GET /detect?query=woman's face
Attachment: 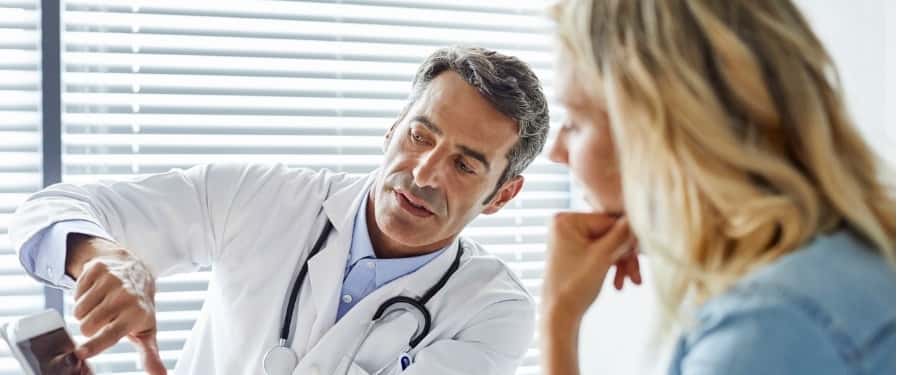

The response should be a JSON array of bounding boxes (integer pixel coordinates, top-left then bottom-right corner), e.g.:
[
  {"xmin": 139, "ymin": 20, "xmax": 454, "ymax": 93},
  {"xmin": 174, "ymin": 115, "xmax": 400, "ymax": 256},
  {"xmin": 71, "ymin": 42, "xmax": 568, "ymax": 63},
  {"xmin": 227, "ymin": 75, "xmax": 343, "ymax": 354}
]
[{"xmin": 548, "ymin": 61, "xmax": 624, "ymax": 214}]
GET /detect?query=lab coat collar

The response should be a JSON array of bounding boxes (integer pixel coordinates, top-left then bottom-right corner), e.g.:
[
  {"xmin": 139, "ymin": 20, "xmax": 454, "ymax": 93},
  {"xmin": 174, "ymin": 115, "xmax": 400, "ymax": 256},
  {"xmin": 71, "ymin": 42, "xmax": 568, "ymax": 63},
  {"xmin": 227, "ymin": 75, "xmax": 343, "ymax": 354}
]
[
  {"xmin": 323, "ymin": 169, "xmax": 380, "ymax": 237},
  {"xmin": 304, "ymin": 169, "xmax": 379, "ymax": 346}
]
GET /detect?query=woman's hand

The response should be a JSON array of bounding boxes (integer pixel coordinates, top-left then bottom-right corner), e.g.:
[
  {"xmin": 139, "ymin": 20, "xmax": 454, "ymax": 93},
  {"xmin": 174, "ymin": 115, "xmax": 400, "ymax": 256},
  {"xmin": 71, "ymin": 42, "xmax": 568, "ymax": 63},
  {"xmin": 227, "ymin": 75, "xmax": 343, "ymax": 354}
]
[{"xmin": 542, "ymin": 212, "xmax": 639, "ymax": 321}]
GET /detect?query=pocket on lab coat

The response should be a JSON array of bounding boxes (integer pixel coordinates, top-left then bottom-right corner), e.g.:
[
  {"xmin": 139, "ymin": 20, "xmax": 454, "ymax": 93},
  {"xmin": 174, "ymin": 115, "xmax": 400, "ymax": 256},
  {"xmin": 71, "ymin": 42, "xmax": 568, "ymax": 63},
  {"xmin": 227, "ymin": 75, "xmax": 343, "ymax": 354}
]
[{"xmin": 352, "ymin": 312, "xmax": 419, "ymax": 374}]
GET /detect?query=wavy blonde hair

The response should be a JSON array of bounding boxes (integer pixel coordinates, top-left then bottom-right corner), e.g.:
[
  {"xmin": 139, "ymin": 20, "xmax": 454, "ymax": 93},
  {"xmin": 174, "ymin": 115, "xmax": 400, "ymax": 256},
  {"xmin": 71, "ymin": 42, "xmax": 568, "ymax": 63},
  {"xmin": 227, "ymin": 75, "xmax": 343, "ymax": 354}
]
[{"xmin": 550, "ymin": 0, "xmax": 895, "ymax": 335}]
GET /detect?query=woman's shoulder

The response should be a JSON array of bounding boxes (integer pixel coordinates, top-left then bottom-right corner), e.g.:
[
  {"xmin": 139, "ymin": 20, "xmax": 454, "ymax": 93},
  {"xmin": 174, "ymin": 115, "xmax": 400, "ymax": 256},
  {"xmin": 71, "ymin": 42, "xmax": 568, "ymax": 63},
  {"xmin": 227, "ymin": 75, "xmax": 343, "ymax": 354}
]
[
  {"xmin": 675, "ymin": 230, "xmax": 895, "ymax": 374},
  {"xmin": 723, "ymin": 230, "xmax": 895, "ymax": 342}
]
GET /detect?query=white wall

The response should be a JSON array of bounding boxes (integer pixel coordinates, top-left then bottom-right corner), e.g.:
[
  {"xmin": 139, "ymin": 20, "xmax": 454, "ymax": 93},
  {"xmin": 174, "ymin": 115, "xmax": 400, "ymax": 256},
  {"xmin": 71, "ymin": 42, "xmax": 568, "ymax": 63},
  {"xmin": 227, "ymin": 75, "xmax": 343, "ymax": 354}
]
[
  {"xmin": 577, "ymin": 1, "xmax": 895, "ymax": 373},
  {"xmin": 794, "ymin": 0, "xmax": 896, "ymax": 164}
]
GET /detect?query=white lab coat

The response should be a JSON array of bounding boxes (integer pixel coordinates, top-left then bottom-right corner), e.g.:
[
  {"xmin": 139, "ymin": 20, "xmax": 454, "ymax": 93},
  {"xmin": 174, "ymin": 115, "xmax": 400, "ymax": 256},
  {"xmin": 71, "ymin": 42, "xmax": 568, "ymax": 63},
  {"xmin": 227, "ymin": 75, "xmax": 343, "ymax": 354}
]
[{"xmin": 10, "ymin": 163, "xmax": 536, "ymax": 375}]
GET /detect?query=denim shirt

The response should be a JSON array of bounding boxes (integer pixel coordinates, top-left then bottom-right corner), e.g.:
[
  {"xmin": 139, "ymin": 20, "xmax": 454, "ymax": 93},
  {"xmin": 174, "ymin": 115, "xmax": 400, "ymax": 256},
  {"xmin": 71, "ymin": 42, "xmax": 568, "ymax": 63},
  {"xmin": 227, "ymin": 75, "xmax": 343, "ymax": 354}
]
[{"xmin": 668, "ymin": 230, "xmax": 895, "ymax": 375}]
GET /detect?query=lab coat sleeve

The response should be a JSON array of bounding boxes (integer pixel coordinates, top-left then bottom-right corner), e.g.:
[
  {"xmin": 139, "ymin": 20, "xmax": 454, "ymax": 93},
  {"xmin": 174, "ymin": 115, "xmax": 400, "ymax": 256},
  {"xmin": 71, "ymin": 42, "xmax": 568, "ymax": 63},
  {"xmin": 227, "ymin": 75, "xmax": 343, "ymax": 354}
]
[
  {"xmin": 9, "ymin": 163, "xmax": 324, "ymax": 279},
  {"xmin": 402, "ymin": 298, "xmax": 537, "ymax": 375}
]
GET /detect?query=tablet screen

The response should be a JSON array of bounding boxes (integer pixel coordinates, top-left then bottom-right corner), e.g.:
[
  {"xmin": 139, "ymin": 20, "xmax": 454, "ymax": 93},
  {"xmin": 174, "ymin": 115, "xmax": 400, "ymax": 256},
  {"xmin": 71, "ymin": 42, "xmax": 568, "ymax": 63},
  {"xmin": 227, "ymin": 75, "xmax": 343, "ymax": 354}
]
[{"xmin": 16, "ymin": 327, "xmax": 92, "ymax": 375}]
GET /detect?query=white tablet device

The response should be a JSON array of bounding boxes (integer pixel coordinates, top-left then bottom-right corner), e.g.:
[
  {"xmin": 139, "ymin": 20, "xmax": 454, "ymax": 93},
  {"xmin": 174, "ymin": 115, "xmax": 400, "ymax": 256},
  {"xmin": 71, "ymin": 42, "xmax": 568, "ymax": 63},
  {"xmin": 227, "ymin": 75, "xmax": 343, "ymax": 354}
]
[{"xmin": 0, "ymin": 309, "xmax": 93, "ymax": 375}]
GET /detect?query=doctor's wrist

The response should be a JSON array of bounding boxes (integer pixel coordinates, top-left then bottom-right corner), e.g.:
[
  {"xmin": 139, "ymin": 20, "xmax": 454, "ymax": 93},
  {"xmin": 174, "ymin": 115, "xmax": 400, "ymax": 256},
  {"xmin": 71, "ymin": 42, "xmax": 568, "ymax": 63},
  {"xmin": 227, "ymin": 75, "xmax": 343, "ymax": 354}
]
[{"xmin": 66, "ymin": 234, "xmax": 132, "ymax": 280}]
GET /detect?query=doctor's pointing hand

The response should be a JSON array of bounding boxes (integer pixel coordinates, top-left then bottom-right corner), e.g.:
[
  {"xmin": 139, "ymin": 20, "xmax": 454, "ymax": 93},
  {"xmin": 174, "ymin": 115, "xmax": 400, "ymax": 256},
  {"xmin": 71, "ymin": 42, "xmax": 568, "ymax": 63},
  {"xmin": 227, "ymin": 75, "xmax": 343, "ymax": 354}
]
[
  {"xmin": 67, "ymin": 236, "xmax": 165, "ymax": 374},
  {"xmin": 10, "ymin": 46, "xmax": 550, "ymax": 375}
]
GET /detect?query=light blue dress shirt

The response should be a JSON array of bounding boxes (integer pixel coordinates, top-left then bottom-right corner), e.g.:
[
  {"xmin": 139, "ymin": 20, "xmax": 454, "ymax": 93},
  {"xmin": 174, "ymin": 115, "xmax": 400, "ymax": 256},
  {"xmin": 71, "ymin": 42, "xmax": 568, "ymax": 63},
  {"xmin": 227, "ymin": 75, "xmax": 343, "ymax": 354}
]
[
  {"xmin": 667, "ymin": 230, "xmax": 895, "ymax": 375},
  {"xmin": 336, "ymin": 194, "xmax": 448, "ymax": 321},
  {"xmin": 19, "ymin": 219, "xmax": 113, "ymax": 289},
  {"xmin": 18, "ymin": 190, "xmax": 450, "ymax": 323}
]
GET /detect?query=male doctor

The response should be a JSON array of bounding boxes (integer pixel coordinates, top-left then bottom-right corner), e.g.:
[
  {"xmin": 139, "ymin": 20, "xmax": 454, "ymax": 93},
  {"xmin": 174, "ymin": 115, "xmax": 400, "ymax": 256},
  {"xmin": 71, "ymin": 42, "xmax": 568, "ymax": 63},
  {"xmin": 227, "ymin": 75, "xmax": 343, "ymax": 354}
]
[{"xmin": 11, "ymin": 46, "xmax": 549, "ymax": 375}]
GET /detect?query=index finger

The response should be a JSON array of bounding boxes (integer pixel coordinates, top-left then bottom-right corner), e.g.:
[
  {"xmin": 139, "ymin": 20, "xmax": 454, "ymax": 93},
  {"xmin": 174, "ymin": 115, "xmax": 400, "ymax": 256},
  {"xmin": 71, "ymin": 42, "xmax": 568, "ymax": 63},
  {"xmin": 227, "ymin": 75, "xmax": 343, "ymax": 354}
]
[
  {"xmin": 558, "ymin": 211, "xmax": 619, "ymax": 238},
  {"xmin": 75, "ymin": 319, "xmax": 128, "ymax": 360}
]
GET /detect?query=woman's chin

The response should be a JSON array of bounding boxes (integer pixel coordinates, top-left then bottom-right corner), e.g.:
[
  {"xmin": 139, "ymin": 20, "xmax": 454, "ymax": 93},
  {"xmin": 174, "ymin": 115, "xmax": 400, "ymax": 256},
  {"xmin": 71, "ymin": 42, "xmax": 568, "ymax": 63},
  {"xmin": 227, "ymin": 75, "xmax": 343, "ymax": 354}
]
[{"xmin": 584, "ymin": 195, "xmax": 625, "ymax": 216}]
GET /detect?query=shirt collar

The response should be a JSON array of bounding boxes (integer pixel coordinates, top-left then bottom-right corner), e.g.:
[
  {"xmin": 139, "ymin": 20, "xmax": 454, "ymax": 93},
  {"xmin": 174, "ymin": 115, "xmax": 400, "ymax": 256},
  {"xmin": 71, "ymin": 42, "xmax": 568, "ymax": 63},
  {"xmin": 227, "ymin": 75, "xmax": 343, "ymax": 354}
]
[{"xmin": 347, "ymin": 188, "xmax": 454, "ymax": 287}]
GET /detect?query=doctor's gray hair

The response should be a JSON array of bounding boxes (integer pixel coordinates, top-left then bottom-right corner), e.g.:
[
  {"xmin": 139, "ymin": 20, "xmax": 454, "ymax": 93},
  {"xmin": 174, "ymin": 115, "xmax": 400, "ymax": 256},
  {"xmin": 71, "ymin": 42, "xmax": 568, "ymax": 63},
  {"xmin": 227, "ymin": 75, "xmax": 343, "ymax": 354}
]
[{"xmin": 401, "ymin": 46, "xmax": 550, "ymax": 201}]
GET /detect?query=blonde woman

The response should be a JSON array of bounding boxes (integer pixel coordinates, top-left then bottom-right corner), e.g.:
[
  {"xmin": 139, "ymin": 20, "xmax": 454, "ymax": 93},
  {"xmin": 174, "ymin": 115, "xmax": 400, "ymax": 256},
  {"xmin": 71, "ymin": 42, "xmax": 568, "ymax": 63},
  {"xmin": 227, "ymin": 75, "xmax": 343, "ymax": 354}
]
[{"xmin": 541, "ymin": 0, "xmax": 896, "ymax": 374}]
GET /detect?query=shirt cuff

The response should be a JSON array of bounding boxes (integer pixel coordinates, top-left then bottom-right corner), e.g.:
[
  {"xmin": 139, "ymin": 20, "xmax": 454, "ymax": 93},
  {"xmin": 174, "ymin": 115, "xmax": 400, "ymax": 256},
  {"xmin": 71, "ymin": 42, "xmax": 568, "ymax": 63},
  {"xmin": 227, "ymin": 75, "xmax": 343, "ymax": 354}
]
[{"xmin": 30, "ymin": 220, "xmax": 113, "ymax": 289}]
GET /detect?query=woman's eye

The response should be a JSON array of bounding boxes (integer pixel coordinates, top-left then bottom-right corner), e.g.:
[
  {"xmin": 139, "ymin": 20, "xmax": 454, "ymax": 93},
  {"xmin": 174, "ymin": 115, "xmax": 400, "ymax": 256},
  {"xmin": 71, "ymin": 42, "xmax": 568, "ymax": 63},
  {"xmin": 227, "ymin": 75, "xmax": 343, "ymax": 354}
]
[{"xmin": 561, "ymin": 121, "xmax": 579, "ymax": 132}]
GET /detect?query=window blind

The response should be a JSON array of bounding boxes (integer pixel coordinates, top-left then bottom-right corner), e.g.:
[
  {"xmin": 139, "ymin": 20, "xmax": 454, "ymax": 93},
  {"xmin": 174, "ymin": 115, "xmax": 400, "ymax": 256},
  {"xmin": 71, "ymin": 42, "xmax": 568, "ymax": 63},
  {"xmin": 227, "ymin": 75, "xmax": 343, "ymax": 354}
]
[
  {"xmin": 61, "ymin": 1, "xmax": 563, "ymax": 374},
  {"xmin": 0, "ymin": 1, "xmax": 45, "ymax": 374}
]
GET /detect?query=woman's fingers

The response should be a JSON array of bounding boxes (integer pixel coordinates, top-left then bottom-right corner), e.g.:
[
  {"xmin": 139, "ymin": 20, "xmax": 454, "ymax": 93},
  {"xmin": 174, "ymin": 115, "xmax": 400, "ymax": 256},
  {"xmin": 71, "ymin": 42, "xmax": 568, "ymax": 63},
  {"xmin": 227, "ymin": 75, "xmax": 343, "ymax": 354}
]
[
  {"xmin": 570, "ymin": 212, "xmax": 619, "ymax": 238},
  {"xmin": 585, "ymin": 218, "xmax": 632, "ymax": 269},
  {"xmin": 612, "ymin": 245, "xmax": 642, "ymax": 290},
  {"xmin": 628, "ymin": 250, "xmax": 642, "ymax": 285},
  {"xmin": 544, "ymin": 212, "xmax": 630, "ymax": 316},
  {"xmin": 614, "ymin": 266, "xmax": 626, "ymax": 290}
]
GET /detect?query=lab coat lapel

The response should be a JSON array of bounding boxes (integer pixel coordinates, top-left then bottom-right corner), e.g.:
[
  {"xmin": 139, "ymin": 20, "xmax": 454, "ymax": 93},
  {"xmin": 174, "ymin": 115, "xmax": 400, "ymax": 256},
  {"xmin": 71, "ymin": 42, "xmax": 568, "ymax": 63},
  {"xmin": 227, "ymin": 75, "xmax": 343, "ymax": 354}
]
[
  {"xmin": 341, "ymin": 241, "xmax": 462, "ymax": 366},
  {"xmin": 304, "ymin": 171, "xmax": 378, "ymax": 349}
]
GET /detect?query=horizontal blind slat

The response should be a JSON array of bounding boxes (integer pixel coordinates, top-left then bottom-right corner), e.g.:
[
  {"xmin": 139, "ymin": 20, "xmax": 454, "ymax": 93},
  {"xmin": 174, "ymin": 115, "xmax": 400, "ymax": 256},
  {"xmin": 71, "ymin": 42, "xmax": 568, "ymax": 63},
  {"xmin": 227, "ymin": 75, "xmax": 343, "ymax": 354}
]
[
  {"xmin": 66, "ymin": 0, "xmax": 550, "ymax": 32},
  {"xmin": 0, "ymin": 3, "xmax": 43, "ymax": 371}
]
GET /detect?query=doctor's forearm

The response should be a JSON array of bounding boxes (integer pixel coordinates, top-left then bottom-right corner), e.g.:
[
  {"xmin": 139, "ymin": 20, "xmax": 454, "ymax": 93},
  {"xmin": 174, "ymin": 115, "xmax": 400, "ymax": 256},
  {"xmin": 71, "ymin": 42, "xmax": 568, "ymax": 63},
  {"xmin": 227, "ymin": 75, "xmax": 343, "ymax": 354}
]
[{"xmin": 541, "ymin": 303, "xmax": 582, "ymax": 375}]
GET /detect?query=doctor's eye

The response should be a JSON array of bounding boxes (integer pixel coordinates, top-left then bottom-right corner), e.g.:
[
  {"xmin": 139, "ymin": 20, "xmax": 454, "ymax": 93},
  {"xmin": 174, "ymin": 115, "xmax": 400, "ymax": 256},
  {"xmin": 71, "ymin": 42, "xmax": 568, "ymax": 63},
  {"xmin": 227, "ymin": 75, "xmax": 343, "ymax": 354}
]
[
  {"xmin": 409, "ymin": 129, "xmax": 429, "ymax": 145},
  {"xmin": 455, "ymin": 159, "xmax": 475, "ymax": 174}
]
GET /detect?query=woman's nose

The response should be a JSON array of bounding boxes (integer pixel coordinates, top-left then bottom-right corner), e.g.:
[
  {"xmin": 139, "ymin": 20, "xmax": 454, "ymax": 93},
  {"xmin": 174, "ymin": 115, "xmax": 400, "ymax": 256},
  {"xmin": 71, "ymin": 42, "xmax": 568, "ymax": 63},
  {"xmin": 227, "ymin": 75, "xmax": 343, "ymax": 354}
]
[{"xmin": 548, "ymin": 131, "xmax": 569, "ymax": 165}]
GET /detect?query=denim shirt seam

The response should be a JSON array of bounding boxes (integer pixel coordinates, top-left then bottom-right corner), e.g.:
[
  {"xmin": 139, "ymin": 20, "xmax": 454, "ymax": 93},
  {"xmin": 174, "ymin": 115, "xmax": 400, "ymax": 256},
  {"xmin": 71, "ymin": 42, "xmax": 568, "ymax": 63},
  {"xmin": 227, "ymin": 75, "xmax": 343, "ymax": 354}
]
[{"xmin": 698, "ymin": 282, "xmax": 865, "ymax": 374}]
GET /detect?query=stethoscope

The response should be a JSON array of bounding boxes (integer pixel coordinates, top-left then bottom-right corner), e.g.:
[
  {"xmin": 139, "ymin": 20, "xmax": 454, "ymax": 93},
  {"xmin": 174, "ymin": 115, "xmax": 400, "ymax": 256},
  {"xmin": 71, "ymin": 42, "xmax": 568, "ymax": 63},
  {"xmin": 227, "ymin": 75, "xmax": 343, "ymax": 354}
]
[{"xmin": 263, "ymin": 219, "xmax": 464, "ymax": 375}]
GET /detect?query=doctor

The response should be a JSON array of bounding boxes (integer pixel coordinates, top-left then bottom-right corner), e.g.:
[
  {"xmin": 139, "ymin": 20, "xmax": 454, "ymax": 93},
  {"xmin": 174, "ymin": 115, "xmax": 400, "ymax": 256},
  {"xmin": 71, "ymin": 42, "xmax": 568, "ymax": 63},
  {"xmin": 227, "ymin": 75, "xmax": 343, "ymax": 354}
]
[{"xmin": 10, "ymin": 46, "xmax": 550, "ymax": 375}]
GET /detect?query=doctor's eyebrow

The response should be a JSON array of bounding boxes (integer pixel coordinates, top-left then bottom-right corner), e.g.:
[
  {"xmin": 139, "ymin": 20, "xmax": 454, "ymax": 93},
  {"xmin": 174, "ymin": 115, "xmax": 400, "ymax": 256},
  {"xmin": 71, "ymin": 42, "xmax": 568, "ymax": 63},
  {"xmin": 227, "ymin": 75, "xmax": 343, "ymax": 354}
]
[
  {"xmin": 457, "ymin": 145, "xmax": 490, "ymax": 172},
  {"xmin": 411, "ymin": 115, "xmax": 491, "ymax": 172},
  {"xmin": 412, "ymin": 115, "xmax": 442, "ymax": 135}
]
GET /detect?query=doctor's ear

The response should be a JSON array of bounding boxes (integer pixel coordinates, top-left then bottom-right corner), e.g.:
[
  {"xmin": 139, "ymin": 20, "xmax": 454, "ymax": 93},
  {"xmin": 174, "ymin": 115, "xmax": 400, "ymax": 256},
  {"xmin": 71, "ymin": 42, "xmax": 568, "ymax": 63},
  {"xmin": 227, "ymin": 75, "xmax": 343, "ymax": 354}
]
[{"xmin": 481, "ymin": 175, "xmax": 524, "ymax": 215}]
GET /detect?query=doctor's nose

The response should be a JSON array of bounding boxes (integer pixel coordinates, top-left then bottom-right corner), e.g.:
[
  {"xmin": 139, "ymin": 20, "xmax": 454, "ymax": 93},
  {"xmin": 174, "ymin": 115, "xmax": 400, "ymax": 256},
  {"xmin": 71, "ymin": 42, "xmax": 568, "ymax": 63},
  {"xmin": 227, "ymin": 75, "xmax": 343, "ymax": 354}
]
[{"xmin": 412, "ymin": 151, "xmax": 443, "ymax": 189}]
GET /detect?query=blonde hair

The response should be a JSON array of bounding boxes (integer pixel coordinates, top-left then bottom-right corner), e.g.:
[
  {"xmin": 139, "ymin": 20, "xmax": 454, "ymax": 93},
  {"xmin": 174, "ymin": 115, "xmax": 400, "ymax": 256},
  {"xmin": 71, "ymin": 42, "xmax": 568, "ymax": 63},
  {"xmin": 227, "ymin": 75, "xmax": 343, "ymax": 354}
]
[{"xmin": 550, "ymin": 0, "xmax": 895, "ymax": 336}]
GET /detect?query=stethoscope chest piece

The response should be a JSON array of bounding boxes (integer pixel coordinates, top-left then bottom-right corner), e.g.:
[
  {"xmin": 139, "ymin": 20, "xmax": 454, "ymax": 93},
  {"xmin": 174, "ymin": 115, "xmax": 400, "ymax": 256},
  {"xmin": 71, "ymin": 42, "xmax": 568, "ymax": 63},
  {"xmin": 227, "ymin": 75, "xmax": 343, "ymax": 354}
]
[{"xmin": 264, "ymin": 344, "xmax": 299, "ymax": 375}]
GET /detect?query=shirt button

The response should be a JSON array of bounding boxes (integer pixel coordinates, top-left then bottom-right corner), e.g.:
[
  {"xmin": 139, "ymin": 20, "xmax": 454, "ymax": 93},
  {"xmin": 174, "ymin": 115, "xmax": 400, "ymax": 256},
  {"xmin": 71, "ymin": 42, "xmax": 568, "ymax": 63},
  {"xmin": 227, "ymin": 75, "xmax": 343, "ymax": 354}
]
[
  {"xmin": 366, "ymin": 261, "xmax": 375, "ymax": 269},
  {"xmin": 47, "ymin": 266, "xmax": 53, "ymax": 275},
  {"xmin": 342, "ymin": 294, "xmax": 353, "ymax": 304}
]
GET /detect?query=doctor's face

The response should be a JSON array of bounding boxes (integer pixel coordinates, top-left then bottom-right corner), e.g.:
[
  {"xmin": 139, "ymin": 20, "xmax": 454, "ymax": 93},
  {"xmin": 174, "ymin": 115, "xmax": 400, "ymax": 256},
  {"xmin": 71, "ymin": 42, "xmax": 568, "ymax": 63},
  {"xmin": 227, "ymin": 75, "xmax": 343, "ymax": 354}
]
[{"xmin": 371, "ymin": 71, "xmax": 523, "ymax": 254}]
